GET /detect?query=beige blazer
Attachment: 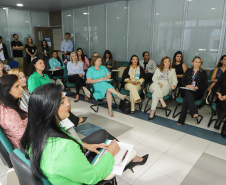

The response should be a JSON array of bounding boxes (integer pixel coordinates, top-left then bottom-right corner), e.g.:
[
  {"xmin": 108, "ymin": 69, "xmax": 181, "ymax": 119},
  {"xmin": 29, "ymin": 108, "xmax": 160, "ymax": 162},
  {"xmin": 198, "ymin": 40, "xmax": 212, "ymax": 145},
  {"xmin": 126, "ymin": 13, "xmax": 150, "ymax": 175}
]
[{"xmin": 152, "ymin": 68, "xmax": 178, "ymax": 86}]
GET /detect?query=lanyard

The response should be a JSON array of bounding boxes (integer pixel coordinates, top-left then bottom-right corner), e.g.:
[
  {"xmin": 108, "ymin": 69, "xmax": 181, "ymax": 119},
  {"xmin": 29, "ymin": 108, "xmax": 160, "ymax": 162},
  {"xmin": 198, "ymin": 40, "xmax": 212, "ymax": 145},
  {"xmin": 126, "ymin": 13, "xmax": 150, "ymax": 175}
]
[{"xmin": 192, "ymin": 70, "xmax": 199, "ymax": 80}]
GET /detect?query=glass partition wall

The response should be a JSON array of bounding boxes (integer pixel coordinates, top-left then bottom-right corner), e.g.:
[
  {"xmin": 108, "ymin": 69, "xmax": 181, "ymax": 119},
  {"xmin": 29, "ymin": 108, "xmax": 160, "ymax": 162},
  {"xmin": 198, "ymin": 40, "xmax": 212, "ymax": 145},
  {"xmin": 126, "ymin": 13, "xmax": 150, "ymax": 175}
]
[{"xmin": 61, "ymin": 0, "xmax": 226, "ymax": 68}]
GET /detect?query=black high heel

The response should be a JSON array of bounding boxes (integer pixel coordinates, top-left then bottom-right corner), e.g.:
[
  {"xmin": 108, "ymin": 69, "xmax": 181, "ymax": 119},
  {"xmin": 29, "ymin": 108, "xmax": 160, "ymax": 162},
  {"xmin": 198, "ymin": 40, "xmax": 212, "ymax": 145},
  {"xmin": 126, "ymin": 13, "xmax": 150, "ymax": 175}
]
[{"xmin": 124, "ymin": 154, "xmax": 149, "ymax": 173}]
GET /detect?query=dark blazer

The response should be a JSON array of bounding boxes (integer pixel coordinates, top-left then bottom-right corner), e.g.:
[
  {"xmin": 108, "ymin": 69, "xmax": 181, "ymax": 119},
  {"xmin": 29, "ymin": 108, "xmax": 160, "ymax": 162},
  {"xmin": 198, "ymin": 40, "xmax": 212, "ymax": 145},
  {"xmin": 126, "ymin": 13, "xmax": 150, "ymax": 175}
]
[
  {"xmin": 121, "ymin": 65, "xmax": 145, "ymax": 89},
  {"xmin": 2, "ymin": 43, "xmax": 9, "ymax": 60},
  {"xmin": 181, "ymin": 68, "xmax": 208, "ymax": 100}
]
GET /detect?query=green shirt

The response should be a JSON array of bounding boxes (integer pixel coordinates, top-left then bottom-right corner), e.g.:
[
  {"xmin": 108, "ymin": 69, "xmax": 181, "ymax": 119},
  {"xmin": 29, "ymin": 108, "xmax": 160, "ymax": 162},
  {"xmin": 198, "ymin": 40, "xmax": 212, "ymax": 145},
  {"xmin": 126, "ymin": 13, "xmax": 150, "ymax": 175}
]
[
  {"xmin": 40, "ymin": 137, "xmax": 114, "ymax": 185},
  {"xmin": 28, "ymin": 72, "xmax": 51, "ymax": 93}
]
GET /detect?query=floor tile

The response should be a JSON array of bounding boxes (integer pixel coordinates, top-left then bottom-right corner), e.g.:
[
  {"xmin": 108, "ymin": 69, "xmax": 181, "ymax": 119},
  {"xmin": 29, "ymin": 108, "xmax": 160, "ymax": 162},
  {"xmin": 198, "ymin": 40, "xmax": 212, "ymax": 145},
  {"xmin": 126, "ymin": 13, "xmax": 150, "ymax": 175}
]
[
  {"xmin": 151, "ymin": 154, "xmax": 193, "ymax": 182},
  {"xmin": 205, "ymin": 142, "xmax": 226, "ymax": 160},
  {"xmin": 0, "ymin": 175, "xmax": 6, "ymax": 185},
  {"xmin": 133, "ymin": 168, "xmax": 180, "ymax": 185}
]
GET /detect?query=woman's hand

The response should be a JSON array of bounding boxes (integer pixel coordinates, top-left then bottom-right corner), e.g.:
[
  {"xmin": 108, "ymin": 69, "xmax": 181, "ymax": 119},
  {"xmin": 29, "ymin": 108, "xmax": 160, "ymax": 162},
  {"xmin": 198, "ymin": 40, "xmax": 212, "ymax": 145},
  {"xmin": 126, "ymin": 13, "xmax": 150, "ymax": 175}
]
[
  {"xmin": 56, "ymin": 67, "xmax": 60, "ymax": 69},
  {"xmin": 86, "ymin": 143, "xmax": 109, "ymax": 154},
  {"xmin": 108, "ymin": 140, "xmax": 120, "ymax": 157},
  {"xmin": 170, "ymin": 85, "xmax": 176, "ymax": 90},
  {"xmin": 158, "ymin": 83, "xmax": 163, "ymax": 88},
  {"xmin": 78, "ymin": 74, "xmax": 83, "ymax": 77},
  {"xmin": 99, "ymin": 77, "xmax": 104, "ymax": 81}
]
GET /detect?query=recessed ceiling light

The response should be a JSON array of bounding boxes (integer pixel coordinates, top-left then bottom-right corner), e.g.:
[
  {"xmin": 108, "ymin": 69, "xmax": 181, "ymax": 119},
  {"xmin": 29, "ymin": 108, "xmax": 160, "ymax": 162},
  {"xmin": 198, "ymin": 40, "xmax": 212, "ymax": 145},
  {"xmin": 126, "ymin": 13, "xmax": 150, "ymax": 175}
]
[
  {"xmin": 211, "ymin": 8, "xmax": 216, "ymax": 10},
  {"xmin": 83, "ymin": 12, "xmax": 88, "ymax": 15},
  {"xmin": 25, "ymin": 21, "xmax": 29, "ymax": 23},
  {"xmin": 3, "ymin": 7, "xmax": 7, "ymax": 10},
  {"xmin": 17, "ymin": 3, "xmax": 23, "ymax": 7},
  {"xmin": 67, "ymin": 15, "xmax": 71, "ymax": 17},
  {"xmin": 156, "ymin": 13, "xmax": 159, "ymax": 15}
]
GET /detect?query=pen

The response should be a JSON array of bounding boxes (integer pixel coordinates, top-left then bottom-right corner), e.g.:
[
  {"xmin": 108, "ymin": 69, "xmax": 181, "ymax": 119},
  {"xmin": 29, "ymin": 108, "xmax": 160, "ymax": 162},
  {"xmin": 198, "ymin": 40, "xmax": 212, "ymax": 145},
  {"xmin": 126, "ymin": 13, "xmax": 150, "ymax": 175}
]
[{"xmin": 121, "ymin": 150, "xmax": 128, "ymax": 163}]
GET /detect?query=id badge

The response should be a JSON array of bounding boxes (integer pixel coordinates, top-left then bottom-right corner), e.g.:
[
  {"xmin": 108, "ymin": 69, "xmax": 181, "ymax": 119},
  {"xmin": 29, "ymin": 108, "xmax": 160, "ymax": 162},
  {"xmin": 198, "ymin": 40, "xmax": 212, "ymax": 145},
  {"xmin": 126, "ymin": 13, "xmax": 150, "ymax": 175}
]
[
  {"xmin": 135, "ymin": 74, "xmax": 139, "ymax": 81},
  {"xmin": 44, "ymin": 50, "xmax": 46, "ymax": 53},
  {"xmin": 16, "ymin": 45, "xmax": 18, "ymax": 47},
  {"xmin": 32, "ymin": 49, "xmax": 34, "ymax": 52}
]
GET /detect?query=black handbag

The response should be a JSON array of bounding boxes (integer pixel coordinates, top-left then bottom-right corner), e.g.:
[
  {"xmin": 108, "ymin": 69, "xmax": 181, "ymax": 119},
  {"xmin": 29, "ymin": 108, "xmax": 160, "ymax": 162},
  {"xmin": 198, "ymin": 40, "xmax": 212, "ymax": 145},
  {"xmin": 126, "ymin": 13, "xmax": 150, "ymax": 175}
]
[{"xmin": 119, "ymin": 99, "xmax": 131, "ymax": 114}]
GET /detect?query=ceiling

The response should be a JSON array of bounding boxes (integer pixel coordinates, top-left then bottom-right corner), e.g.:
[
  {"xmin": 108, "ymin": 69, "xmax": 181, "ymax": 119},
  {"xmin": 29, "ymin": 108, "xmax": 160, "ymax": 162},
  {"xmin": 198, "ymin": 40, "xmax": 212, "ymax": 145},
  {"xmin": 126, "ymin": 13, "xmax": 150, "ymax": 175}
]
[{"xmin": 0, "ymin": 0, "xmax": 122, "ymax": 12}]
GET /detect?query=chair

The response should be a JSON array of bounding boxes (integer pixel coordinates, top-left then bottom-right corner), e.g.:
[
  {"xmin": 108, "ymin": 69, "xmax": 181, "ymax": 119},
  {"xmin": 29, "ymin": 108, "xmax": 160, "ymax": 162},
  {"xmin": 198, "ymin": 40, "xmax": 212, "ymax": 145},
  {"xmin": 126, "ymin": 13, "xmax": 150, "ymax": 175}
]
[
  {"xmin": 88, "ymin": 82, "xmax": 117, "ymax": 113},
  {"xmin": 47, "ymin": 61, "xmax": 62, "ymax": 83},
  {"xmin": 172, "ymin": 96, "xmax": 204, "ymax": 124},
  {"xmin": 64, "ymin": 64, "xmax": 76, "ymax": 91},
  {"xmin": 9, "ymin": 149, "xmax": 52, "ymax": 185},
  {"xmin": 0, "ymin": 126, "xmax": 14, "ymax": 168},
  {"xmin": 207, "ymin": 102, "xmax": 218, "ymax": 127},
  {"xmin": 114, "ymin": 61, "xmax": 129, "ymax": 90},
  {"xmin": 144, "ymin": 93, "xmax": 172, "ymax": 117}
]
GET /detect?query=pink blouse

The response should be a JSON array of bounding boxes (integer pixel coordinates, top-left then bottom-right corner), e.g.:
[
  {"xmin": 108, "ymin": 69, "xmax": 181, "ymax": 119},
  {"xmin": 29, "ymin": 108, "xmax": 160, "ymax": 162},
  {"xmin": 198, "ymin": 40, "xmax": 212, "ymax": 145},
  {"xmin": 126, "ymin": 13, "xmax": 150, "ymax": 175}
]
[
  {"xmin": 81, "ymin": 56, "xmax": 89, "ymax": 70},
  {"xmin": 0, "ymin": 105, "xmax": 28, "ymax": 149}
]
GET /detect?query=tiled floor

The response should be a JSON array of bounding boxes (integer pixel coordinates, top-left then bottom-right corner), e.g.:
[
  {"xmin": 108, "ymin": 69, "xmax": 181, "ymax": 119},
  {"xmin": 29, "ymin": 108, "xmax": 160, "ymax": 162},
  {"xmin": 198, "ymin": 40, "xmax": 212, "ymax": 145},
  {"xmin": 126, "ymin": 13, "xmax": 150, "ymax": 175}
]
[{"xmin": 1, "ymin": 93, "xmax": 226, "ymax": 185}]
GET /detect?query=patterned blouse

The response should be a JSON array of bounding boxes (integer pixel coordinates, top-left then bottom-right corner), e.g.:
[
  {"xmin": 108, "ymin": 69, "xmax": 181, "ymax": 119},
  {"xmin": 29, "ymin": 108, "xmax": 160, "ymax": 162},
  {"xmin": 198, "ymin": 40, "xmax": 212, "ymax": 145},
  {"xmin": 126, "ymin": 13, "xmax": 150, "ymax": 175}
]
[
  {"xmin": 0, "ymin": 105, "xmax": 28, "ymax": 148},
  {"xmin": 159, "ymin": 70, "xmax": 169, "ymax": 81}
]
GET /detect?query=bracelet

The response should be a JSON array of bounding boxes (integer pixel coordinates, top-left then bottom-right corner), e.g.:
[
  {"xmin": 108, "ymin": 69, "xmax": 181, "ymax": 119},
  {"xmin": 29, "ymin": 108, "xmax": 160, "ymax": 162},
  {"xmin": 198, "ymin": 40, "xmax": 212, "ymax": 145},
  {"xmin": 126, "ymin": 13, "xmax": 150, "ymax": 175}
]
[{"xmin": 82, "ymin": 142, "xmax": 87, "ymax": 150}]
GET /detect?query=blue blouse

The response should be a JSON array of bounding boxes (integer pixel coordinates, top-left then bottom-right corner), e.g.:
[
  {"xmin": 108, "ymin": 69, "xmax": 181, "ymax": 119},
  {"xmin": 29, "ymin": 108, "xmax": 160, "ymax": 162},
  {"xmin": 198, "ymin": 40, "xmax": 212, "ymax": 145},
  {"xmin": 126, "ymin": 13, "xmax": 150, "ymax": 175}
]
[{"xmin": 49, "ymin": 57, "xmax": 64, "ymax": 69}]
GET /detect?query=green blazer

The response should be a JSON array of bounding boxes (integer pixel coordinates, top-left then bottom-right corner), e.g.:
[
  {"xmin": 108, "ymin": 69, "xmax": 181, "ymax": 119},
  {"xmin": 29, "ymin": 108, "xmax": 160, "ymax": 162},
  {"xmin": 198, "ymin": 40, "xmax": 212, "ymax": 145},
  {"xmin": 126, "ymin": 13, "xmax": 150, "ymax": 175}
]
[
  {"xmin": 40, "ymin": 135, "xmax": 114, "ymax": 185},
  {"xmin": 28, "ymin": 72, "xmax": 51, "ymax": 93}
]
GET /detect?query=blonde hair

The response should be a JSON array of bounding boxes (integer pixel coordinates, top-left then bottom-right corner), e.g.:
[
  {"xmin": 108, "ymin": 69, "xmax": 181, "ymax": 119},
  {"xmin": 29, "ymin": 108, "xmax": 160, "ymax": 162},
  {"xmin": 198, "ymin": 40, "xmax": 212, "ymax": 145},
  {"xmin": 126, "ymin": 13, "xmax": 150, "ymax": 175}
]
[
  {"xmin": 8, "ymin": 68, "xmax": 23, "ymax": 76},
  {"xmin": 70, "ymin": 52, "xmax": 78, "ymax": 63},
  {"xmin": 91, "ymin": 56, "xmax": 101, "ymax": 66},
  {"xmin": 191, "ymin": 56, "xmax": 203, "ymax": 70},
  {"xmin": 8, "ymin": 68, "xmax": 28, "ymax": 91},
  {"xmin": 159, "ymin": 56, "xmax": 172, "ymax": 72}
]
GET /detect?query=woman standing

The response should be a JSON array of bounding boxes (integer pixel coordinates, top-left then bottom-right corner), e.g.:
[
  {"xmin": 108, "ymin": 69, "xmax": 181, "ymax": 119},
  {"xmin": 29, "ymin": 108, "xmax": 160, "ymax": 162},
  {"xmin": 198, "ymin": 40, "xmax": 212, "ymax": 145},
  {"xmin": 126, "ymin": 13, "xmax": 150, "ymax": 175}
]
[
  {"xmin": 25, "ymin": 37, "xmax": 37, "ymax": 64},
  {"xmin": 39, "ymin": 40, "xmax": 51, "ymax": 72},
  {"xmin": 67, "ymin": 52, "xmax": 89, "ymax": 102},
  {"xmin": 87, "ymin": 56, "xmax": 126, "ymax": 117},
  {"xmin": 0, "ymin": 74, "xmax": 27, "ymax": 148},
  {"xmin": 77, "ymin": 48, "xmax": 89, "ymax": 78},
  {"xmin": 148, "ymin": 56, "xmax": 178, "ymax": 119},
  {"xmin": 121, "ymin": 55, "xmax": 145, "ymax": 114},
  {"xmin": 177, "ymin": 56, "xmax": 207, "ymax": 126}
]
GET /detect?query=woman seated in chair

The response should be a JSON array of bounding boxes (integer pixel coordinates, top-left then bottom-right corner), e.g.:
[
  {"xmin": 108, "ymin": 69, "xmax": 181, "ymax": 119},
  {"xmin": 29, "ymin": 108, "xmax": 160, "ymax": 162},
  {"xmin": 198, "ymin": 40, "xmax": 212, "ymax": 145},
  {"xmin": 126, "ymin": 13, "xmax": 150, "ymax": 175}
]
[
  {"xmin": 206, "ymin": 55, "xmax": 226, "ymax": 104},
  {"xmin": 102, "ymin": 50, "xmax": 114, "ymax": 72},
  {"xmin": 148, "ymin": 56, "xmax": 177, "ymax": 119},
  {"xmin": 121, "ymin": 55, "xmax": 145, "ymax": 114},
  {"xmin": 67, "ymin": 52, "xmax": 89, "ymax": 102},
  {"xmin": 87, "ymin": 56, "xmax": 127, "ymax": 117},
  {"xmin": 8, "ymin": 68, "xmax": 30, "ymax": 112},
  {"xmin": 20, "ymin": 83, "xmax": 148, "ymax": 185},
  {"xmin": 212, "ymin": 71, "xmax": 226, "ymax": 134},
  {"xmin": 0, "ymin": 74, "xmax": 27, "ymax": 149},
  {"xmin": 48, "ymin": 50, "xmax": 65, "ymax": 84},
  {"xmin": 177, "ymin": 56, "xmax": 207, "ymax": 126}
]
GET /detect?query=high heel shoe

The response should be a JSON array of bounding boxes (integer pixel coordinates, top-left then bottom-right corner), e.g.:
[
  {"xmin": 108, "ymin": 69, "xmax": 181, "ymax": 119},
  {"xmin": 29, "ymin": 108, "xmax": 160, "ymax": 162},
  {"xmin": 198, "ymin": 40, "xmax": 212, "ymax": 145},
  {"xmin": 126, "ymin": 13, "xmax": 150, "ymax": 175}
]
[
  {"xmin": 124, "ymin": 154, "xmax": 149, "ymax": 173},
  {"xmin": 162, "ymin": 105, "xmax": 168, "ymax": 110},
  {"xmin": 148, "ymin": 113, "xmax": 155, "ymax": 120},
  {"xmin": 108, "ymin": 110, "xmax": 114, "ymax": 117}
]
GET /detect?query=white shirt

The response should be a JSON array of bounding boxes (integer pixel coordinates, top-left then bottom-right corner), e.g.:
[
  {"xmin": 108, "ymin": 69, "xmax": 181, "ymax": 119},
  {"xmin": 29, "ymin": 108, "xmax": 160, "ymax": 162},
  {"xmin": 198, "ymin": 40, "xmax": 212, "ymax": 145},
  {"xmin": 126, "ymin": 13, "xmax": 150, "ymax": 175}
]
[{"xmin": 0, "ymin": 43, "xmax": 5, "ymax": 61}]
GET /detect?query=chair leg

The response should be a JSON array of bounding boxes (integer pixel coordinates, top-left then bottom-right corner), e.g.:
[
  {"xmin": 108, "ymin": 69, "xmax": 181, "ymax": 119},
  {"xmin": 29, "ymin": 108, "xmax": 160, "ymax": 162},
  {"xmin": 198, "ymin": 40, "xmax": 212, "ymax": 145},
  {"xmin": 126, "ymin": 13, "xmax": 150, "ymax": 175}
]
[
  {"xmin": 173, "ymin": 104, "xmax": 181, "ymax": 118},
  {"xmin": 90, "ymin": 100, "xmax": 100, "ymax": 113},
  {"xmin": 197, "ymin": 114, "xmax": 203, "ymax": 124},
  {"xmin": 112, "ymin": 95, "xmax": 117, "ymax": 109},
  {"xmin": 144, "ymin": 98, "xmax": 151, "ymax": 113},
  {"xmin": 165, "ymin": 108, "xmax": 171, "ymax": 117}
]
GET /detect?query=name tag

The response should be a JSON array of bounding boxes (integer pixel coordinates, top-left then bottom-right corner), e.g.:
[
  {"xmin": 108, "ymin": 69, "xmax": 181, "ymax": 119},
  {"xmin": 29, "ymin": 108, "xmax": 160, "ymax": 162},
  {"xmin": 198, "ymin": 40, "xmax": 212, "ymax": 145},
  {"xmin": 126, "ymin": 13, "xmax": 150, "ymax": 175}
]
[
  {"xmin": 32, "ymin": 49, "xmax": 34, "ymax": 52},
  {"xmin": 135, "ymin": 74, "xmax": 139, "ymax": 81},
  {"xmin": 44, "ymin": 50, "xmax": 46, "ymax": 53},
  {"xmin": 16, "ymin": 46, "xmax": 18, "ymax": 47}
]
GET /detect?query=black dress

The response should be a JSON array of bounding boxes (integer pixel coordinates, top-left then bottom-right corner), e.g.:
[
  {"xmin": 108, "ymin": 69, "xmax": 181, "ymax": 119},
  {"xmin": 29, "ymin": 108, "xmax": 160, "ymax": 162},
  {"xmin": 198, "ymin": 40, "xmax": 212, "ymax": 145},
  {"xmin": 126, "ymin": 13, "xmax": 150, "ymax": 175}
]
[
  {"xmin": 25, "ymin": 44, "xmax": 37, "ymax": 64},
  {"xmin": 174, "ymin": 62, "xmax": 184, "ymax": 87}
]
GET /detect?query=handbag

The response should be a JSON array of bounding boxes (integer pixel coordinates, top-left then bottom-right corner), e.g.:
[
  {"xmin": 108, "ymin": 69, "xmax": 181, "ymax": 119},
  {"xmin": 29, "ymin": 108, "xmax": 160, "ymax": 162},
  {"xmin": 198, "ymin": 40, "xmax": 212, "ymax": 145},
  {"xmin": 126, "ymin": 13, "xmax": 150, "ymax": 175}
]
[{"xmin": 119, "ymin": 99, "xmax": 131, "ymax": 114}]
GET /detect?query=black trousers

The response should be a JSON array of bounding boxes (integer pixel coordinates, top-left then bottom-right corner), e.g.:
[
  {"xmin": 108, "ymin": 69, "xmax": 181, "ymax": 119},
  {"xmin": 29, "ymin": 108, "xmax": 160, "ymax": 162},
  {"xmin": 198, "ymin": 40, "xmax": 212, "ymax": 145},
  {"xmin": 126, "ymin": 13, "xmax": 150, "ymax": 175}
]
[
  {"xmin": 144, "ymin": 73, "xmax": 153, "ymax": 86},
  {"xmin": 178, "ymin": 90, "xmax": 198, "ymax": 124},
  {"xmin": 68, "ymin": 74, "xmax": 86, "ymax": 95},
  {"xmin": 49, "ymin": 69, "xmax": 65, "ymax": 84},
  {"xmin": 68, "ymin": 111, "xmax": 80, "ymax": 127}
]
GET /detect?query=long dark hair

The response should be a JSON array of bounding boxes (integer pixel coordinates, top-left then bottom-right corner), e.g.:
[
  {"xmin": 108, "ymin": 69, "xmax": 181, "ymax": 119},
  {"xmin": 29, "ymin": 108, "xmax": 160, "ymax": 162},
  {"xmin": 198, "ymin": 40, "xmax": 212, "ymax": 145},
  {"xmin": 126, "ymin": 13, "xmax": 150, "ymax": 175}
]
[
  {"xmin": 0, "ymin": 75, "xmax": 27, "ymax": 120},
  {"xmin": 52, "ymin": 50, "xmax": 63, "ymax": 66},
  {"xmin": 103, "ymin": 50, "xmax": 113, "ymax": 60},
  {"xmin": 172, "ymin": 51, "xmax": 183, "ymax": 68},
  {"xmin": 129, "ymin": 55, "xmax": 140, "ymax": 65},
  {"xmin": 217, "ymin": 55, "xmax": 226, "ymax": 67},
  {"xmin": 41, "ymin": 40, "xmax": 49, "ymax": 49},
  {"xmin": 20, "ymin": 83, "xmax": 84, "ymax": 179},
  {"xmin": 77, "ymin": 48, "xmax": 85, "ymax": 62},
  {"xmin": 30, "ymin": 58, "xmax": 45, "ymax": 75}
]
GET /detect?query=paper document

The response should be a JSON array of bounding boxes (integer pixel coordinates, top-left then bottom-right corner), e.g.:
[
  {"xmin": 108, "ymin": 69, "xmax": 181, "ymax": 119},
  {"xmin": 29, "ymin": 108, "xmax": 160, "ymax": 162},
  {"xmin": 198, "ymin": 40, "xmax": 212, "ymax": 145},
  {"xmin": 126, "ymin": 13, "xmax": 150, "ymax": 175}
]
[
  {"xmin": 97, "ymin": 79, "xmax": 113, "ymax": 83},
  {"xmin": 60, "ymin": 118, "xmax": 74, "ymax": 130},
  {"xmin": 180, "ymin": 87, "xmax": 196, "ymax": 91},
  {"xmin": 48, "ymin": 68, "xmax": 60, "ymax": 71},
  {"xmin": 91, "ymin": 140, "xmax": 134, "ymax": 176}
]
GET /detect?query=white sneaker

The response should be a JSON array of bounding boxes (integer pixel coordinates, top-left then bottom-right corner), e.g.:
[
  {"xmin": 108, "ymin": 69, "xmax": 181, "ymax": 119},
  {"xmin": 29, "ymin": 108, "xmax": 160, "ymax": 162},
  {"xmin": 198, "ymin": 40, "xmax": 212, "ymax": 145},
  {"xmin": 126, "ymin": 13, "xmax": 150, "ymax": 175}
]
[{"xmin": 82, "ymin": 87, "xmax": 91, "ymax": 98}]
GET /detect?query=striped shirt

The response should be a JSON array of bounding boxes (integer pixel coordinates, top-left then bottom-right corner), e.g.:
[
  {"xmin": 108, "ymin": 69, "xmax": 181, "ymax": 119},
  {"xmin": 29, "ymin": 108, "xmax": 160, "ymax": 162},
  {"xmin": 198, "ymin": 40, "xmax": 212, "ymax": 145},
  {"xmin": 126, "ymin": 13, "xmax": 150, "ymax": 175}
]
[{"xmin": 140, "ymin": 59, "xmax": 157, "ymax": 74}]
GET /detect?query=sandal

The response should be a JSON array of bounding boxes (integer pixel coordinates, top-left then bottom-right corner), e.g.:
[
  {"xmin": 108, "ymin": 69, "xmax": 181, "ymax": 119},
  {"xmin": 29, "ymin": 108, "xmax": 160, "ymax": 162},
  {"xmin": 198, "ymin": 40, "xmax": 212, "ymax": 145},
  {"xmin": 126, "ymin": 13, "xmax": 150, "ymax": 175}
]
[
  {"xmin": 131, "ymin": 111, "xmax": 135, "ymax": 114},
  {"xmin": 193, "ymin": 114, "xmax": 198, "ymax": 119},
  {"xmin": 135, "ymin": 99, "xmax": 142, "ymax": 104},
  {"xmin": 177, "ymin": 123, "xmax": 183, "ymax": 126},
  {"xmin": 120, "ymin": 94, "xmax": 127, "ymax": 100},
  {"xmin": 108, "ymin": 110, "xmax": 114, "ymax": 117}
]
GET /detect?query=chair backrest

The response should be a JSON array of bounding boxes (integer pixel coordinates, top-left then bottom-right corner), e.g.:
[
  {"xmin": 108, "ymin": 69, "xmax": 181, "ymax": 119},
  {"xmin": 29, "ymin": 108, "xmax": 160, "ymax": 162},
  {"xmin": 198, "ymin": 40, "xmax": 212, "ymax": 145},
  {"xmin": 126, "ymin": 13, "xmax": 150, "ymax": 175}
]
[
  {"xmin": 64, "ymin": 64, "xmax": 69, "ymax": 82},
  {"xmin": 208, "ymin": 69, "xmax": 214, "ymax": 81},
  {"xmin": 10, "ymin": 149, "xmax": 52, "ymax": 185},
  {"xmin": 0, "ymin": 126, "xmax": 14, "ymax": 168},
  {"xmin": 118, "ymin": 61, "xmax": 129, "ymax": 68},
  {"xmin": 9, "ymin": 60, "xmax": 18, "ymax": 69}
]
